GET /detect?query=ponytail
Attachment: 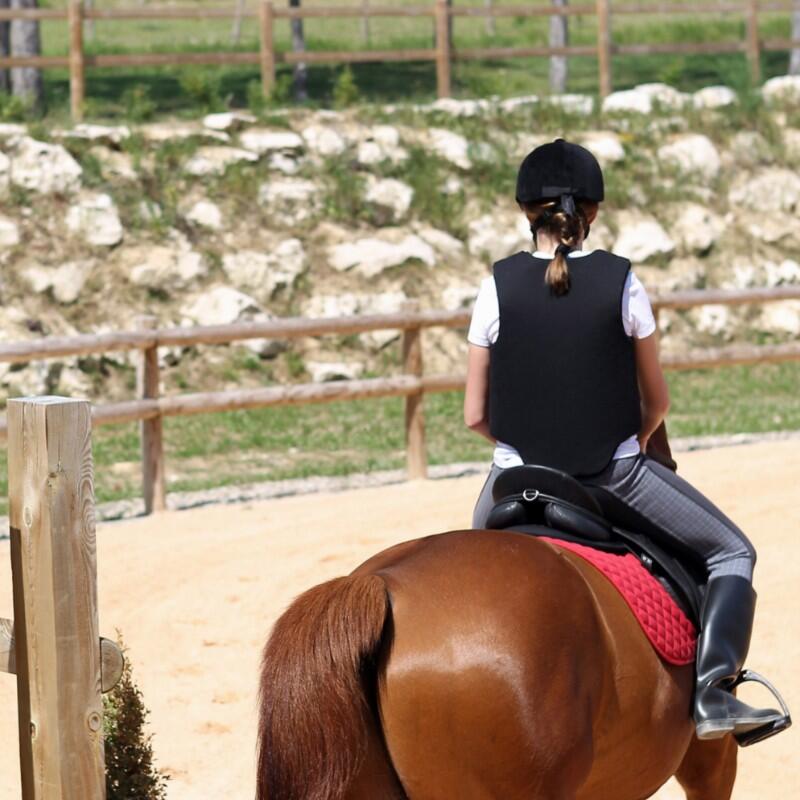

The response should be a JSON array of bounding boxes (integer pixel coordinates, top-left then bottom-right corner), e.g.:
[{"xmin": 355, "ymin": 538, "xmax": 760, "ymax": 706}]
[{"xmin": 526, "ymin": 200, "xmax": 596, "ymax": 297}]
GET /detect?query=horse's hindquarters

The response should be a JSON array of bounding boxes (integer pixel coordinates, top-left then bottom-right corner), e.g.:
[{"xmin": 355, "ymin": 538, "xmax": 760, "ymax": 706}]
[{"xmin": 371, "ymin": 530, "xmax": 695, "ymax": 800}]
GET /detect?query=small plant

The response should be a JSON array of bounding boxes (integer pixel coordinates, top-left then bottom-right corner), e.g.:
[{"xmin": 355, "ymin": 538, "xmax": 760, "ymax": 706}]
[
  {"xmin": 120, "ymin": 84, "xmax": 157, "ymax": 123},
  {"xmin": 179, "ymin": 70, "xmax": 225, "ymax": 114},
  {"xmin": 103, "ymin": 634, "xmax": 169, "ymax": 800},
  {"xmin": 332, "ymin": 66, "xmax": 359, "ymax": 109},
  {"xmin": 0, "ymin": 91, "xmax": 31, "ymax": 122}
]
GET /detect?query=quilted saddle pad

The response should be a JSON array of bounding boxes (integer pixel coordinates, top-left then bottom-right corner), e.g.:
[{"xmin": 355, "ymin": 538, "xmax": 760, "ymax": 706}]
[{"xmin": 542, "ymin": 536, "xmax": 697, "ymax": 665}]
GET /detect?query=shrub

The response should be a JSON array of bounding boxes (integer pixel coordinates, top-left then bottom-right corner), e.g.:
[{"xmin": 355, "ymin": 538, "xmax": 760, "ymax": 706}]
[
  {"xmin": 120, "ymin": 85, "xmax": 157, "ymax": 123},
  {"xmin": 103, "ymin": 636, "xmax": 169, "ymax": 800},
  {"xmin": 332, "ymin": 66, "xmax": 359, "ymax": 109},
  {"xmin": 179, "ymin": 70, "xmax": 225, "ymax": 114}
]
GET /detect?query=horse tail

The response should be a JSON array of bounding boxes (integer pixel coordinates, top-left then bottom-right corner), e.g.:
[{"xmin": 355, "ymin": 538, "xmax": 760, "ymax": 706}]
[{"xmin": 256, "ymin": 573, "xmax": 393, "ymax": 800}]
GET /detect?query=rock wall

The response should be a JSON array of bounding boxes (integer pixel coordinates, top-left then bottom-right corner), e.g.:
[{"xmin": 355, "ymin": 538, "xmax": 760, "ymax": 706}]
[{"xmin": 1, "ymin": 77, "xmax": 800, "ymax": 400}]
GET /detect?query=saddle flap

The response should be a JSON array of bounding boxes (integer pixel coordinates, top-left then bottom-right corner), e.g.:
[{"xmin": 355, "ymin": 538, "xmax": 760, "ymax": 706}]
[{"xmin": 491, "ymin": 464, "xmax": 602, "ymax": 514}]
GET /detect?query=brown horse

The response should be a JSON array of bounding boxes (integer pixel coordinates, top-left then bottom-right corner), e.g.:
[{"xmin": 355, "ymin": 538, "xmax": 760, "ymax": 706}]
[{"xmin": 256, "ymin": 529, "xmax": 737, "ymax": 800}]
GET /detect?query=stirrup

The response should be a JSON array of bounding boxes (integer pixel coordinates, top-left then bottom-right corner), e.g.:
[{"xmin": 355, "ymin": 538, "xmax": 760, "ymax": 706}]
[{"xmin": 731, "ymin": 670, "xmax": 792, "ymax": 747}]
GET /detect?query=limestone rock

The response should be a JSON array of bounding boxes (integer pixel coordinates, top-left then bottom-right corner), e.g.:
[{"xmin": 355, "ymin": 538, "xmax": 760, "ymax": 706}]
[
  {"xmin": 65, "ymin": 193, "xmax": 124, "ymax": 246},
  {"xmin": 728, "ymin": 131, "xmax": 773, "ymax": 168},
  {"xmin": 328, "ymin": 233, "xmax": 435, "ymax": 277},
  {"xmin": 203, "ymin": 111, "xmax": 256, "ymax": 131},
  {"xmin": 138, "ymin": 122, "xmax": 230, "ymax": 144},
  {"xmin": 0, "ymin": 122, "xmax": 26, "ymax": 138},
  {"xmin": 580, "ymin": 131, "xmax": 625, "ymax": 165},
  {"xmin": 429, "ymin": 97, "xmax": 491, "ymax": 117},
  {"xmin": 306, "ymin": 361, "xmax": 364, "ymax": 382},
  {"xmin": 764, "ymin": 259, "xmax": 800, "ymax": 286},
  {"xmin": 9, "ymin": 136, "xmax": 83, "ymax": 194},
  {"xmin": 185, "ymin": 200, "xmax": 224, "ymax": 230},
  {"xmin": 0, "ymin": 151, "xmax": 9, "ymax": 195},
  {"xmin": 634, "ymin": 83, "xmax": 690, "ymax": 109},
  {"xmin": 53, "ymin": 123, "xmax": 131, "ymax": 145},
  {"xmin": 428, "ymin": 128, "xmax": 471, "ymax": 169},
  {"xmin": 415, "ymin": 226, "xmax": 464, "ymax": 258},
  {"xmin": 658, "ymin": 134, "xmax": 720, "ymax": 180},
  {"xmin": 0, "ymin": 215, "xmax": 20, "ymax": 247},
  {"xmin": 499, "ymin": 95, "xmax": 539, "ymax": 113},
  {"xmin": 546, "ymin": 94, "xmax": 593, "ymax": 115},
  {"xmin": 258, "ymin": 178, "xmax": 319, "ymax": 225},
  {"xmin": 671, "ymin": 204, "xmax": 725, "ymax": 254},
  {"xmin": 182, "ymin": 286, "xmax": 263, "ymax": 326},
  {"xmin": 782, "ymin": 128, "xmax": 800, "ymax": 161},
  {"xmin": 762, "ymin": 75, "xmax": 800, "ymax": 104},
  {"xmin": 89, "ymin": 145, "xmax": 138, "ymax": 180},
  {"xmin": 758, "ymin": 301, "xmax": 800, "ymax": 336},
  {"xmin": 602, "ymin": 89, "xmax": 653, "ymax": 115},
  {"xmin": 57, "ymin": 365, "xmax": 93, "ymax": 397},
  {"xmin": 744, "ymin": 212, "xmax": 800, "ymax": 244},
  {"xmin": 301, "ymin": 124, "xmax": 347, "ymax": 156},
  {"xmin": 23, "ymin": 260, "xmax": 94, "ymax": 304},
  {"xmin": 239, "ymin": 128, "xmax": 304, "ymax": 155},
  {"xmin": 356, "ymin": 125, "xmax": 408, "ymax": 165},
  {"xmin": 441, "ymin": 282, "xmax": 479, "ymax": 310},
  {"xmin": 221, "ymin": 238, "xmax": 307, "ymax": 299},
  {"xmin": 138, "ymin": 199, "xmax": 162, "ymax": 222},
  {"xmin": 268, "ymin": 152, "xmax": 301, "ymax": 174},
  {"xmin": 692, "ymin": 85, "xmax": 737, "ymax": 109},
  {"xmin": 613, "ymin": 212, "xmax": 675, "ymax": 262},
  {"xmin": 693, "ymin": 304, "xmax": 731, "ymax": 337},
  {"xmin": 184, "ymin": 146, "xmax": 258, "ymax": 176},
  {"xmin": 126, "ymin": 245, "xmax": 208, "ymax": 291},
  {"xmin": 364, "ymin": 176, "xmax": 414, "ymax": 220},
  {"xmin": 728, "ymin": 169, "xmax": 800, "ymax": 213},
  {"xmin": 467, "ymin": 213, "xmax": 531, "ymax": 263}
]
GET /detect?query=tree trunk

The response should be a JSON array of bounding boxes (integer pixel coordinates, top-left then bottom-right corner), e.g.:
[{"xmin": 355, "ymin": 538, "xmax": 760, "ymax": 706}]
[
  {"xmin": 361, "ymin": 0, "xmax": 370, "ymax": 45},
  {"xmin": 790, "ymin": 7, "xmax": 800, "ymax": 74},
  {"xmin": 549, "ymin": 0, "xmax": 568, "ymax": 93},
  {"xmin": 0, "ymin": 0, "xmax": 10, "ymax": 94},
  {"xmin": 289, "ymin": 0, "xmax": 307, "ymax": 102},
  {"xmin": 485, "ymin": 0, "xmax": 495, "ymax": 37},
  {"xmin": 10, "ymin": 0, "xmax": 43, "ymax": 110},
  {"xmin": 231, "ymin": 0, "xmax": 246, "ymax": 46}
]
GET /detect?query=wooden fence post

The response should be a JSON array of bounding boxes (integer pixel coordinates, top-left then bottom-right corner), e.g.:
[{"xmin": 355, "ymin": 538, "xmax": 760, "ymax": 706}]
[
  {"xmin": 745, "ymin": 0, "xmax": 761, "ymax": 85},
  {"xmin": 68, "ymin": 0, "xmax": 85, "ymax": 122},
  {"xmin": 596, "ymin": 0, "xmax": 612, "ymax": 98},
  {"xmin": 403, "ymin": 326, "xmax": 428, "ymax": 480},
  {"xmin": 435, "ymin": 0, "xmax": 452, "ymax": 98},
  {"xmin": 259, "ymin": 0, "xmax": 276, "ymax": 97},
  {"xmin": 7, "ymin": 397, "xmax": 105, "ymax": 799},
  {"xmin": 137, "ymin": 316, "xmax": 166, "ymax": 514}
]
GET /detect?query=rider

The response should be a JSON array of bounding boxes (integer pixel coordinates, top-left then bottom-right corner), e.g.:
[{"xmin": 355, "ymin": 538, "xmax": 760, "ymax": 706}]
[{"xmin": 464, "ymin": 138, "xmax": 786, "ymax": 742}]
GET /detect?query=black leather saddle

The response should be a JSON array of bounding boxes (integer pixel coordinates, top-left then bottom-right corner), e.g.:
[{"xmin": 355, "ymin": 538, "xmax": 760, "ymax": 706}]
[{"xmin": 485, "ymin": 464, "xmax": 704, "ymax": 625}]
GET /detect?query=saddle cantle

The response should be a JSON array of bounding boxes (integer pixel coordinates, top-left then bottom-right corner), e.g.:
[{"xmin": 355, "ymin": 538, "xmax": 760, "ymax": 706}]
[{"xmin": 485, "ymin": 464, "xmax": 704, "ymax": 626}]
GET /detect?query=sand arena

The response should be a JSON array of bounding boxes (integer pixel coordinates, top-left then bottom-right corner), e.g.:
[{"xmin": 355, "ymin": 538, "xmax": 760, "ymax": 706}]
[{"xmin": 0, "ymin": 439, "xmax": 798, "ymax": 798}]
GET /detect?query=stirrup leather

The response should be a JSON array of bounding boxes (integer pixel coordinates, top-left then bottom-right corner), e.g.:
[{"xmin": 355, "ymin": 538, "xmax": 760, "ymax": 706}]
[{"xmin": 731, "ymin": 670, "xmax": 792, "ymax": 747}]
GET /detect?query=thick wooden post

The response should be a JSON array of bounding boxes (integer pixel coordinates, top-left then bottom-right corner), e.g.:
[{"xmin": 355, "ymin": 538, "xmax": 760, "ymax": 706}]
[
  {"xmin": 403, "ymin": 326, "xmax": 428, "ymax": 480},
  {"xmin": 259, "ymin": 0, "xmax": 276, "ymax": 97},
  {"xmin": 137, "ymin": 323, "xmax": 167, "ymax": 514},
  {"xmin": 68, "ymin": 0, "xmax": 85, "ymax": 122},
  {"xmin": 745, "ymin": 0, "xmax": 761, "ymax": 85},
  {"xmin": 435, "ymin": 0, "xmax": 452, "ymax": 98},
  {"xmin": 596, "ymin": 0, "xmax": 612, "ymax": 98},
  {"xmin": 137, "ymin": 316, "xmax": 166, "ymax": 514},
  {"xmin": 8, "ymin": 397, "xmax": 105, "ymax": 800}
]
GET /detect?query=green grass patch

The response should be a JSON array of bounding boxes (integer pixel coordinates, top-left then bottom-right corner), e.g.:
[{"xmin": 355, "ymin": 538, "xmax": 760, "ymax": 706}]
[{"xmin": 0, "ymin": 362, "xmax": 797, "ymax": 519}]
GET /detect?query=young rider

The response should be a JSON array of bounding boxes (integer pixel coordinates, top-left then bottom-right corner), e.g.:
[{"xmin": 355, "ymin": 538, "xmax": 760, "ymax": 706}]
[{"xmin": 464, "ymin": 139, "xmax": 786, "ymax": 742}]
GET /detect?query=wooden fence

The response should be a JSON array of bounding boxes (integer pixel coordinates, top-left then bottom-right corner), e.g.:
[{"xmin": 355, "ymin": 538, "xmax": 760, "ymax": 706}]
[
  {"xmin": 0, "ymin": 397, "xmax": 123, "ymax": 799},
  {"xmin": 0, "ymin": 285, "xmax": 799, "ymax": 515},
  {"xmin": 1, "ymin": 1, "xmax": 800, "ymax": 121}
]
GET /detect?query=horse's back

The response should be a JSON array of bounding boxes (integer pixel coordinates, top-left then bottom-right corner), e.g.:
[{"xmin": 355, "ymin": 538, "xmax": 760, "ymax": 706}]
[{"xmin": 357, "ymin": 529, "xmax": 694, "ymax": 800}]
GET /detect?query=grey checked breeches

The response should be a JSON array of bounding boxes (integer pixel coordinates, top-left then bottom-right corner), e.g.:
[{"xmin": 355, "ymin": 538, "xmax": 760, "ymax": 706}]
[{"xmin": 472, "ymin": 454, "xmax": 755, "ymax": 581}]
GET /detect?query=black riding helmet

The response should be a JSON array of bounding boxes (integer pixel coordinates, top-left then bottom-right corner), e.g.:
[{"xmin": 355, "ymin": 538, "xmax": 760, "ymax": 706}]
[{"xmin": 516, "ymin": 138, "xmax": 604, "ymax": 214}]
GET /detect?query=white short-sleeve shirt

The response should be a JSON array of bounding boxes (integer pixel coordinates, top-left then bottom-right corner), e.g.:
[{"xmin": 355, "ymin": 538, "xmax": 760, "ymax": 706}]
[{"xmin": 468, "ymin": 249, "xmax": 657, "ymax": 468}]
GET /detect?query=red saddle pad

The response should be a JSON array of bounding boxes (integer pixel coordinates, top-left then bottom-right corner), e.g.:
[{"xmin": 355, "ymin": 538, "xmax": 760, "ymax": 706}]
[{"xmin": 543, "ymin": 536, "xmax": 697, "ymax": 665}]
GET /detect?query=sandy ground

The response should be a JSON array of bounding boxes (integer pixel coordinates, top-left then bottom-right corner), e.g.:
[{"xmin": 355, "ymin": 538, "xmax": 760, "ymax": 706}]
[{"xmin": 1, "ymin": 439, "xmax": 798, "ymax": 799}]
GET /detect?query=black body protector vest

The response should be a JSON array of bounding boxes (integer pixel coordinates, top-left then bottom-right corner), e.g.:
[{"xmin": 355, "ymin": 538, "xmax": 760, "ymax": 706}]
[{"xmin": 489, "ymin": 250, "xmax": 642, "ymax": 477}]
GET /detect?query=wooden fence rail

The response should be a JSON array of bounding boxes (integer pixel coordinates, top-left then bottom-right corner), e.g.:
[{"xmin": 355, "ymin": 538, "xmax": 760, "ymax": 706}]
[
  {"xmin": 0, "ymin": 285, "xmax": 798, "ymax": 513},
  {"xmin": 1, "ymin": 1, "xmax": 800, "ymax": 120}
]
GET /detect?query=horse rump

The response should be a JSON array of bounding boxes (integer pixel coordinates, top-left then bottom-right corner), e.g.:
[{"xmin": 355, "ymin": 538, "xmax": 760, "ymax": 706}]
[{"xmin": 256, "ymin": 573, "xmax": 391, "ymax": 800}]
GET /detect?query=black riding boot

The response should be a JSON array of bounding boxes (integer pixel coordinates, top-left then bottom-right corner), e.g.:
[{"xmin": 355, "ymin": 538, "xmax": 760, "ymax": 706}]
[{"xmin": 694, "ymin": 575, "xmax": 782, "ymax": 740}]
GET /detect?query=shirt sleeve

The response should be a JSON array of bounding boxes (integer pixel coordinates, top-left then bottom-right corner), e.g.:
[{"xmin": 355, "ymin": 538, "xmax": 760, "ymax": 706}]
[
  {"xmin": 467, "ymin": 277, "xmax": 500, "ymax": 347},
  {"xmin": 622, "ymin": 271, "xmax": 657, "ymax": 339}
]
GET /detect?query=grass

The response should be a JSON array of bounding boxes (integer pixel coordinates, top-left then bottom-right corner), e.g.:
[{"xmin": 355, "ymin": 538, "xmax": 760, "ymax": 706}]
[
  {"xmin": 0, "ymin": 362, "xmax": 796, "ymax": 518},
  {"xmin": 7, "ymin": 0, "xmax": 800, "ymax": 122}
]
